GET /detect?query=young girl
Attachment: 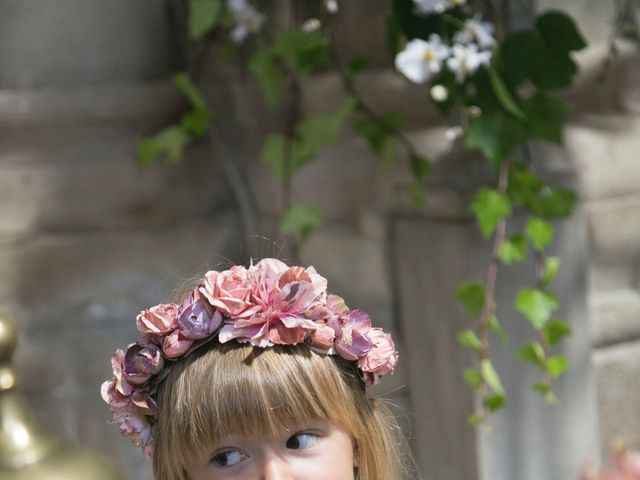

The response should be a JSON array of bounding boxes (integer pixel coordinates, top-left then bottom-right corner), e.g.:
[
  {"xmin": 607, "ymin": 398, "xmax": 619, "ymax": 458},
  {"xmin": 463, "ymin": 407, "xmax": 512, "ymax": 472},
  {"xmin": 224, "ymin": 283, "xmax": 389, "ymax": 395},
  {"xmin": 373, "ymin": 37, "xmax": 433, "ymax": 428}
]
[{"xmin": 102, "ymin": 258, "xmax": 406, "ymax": 479}]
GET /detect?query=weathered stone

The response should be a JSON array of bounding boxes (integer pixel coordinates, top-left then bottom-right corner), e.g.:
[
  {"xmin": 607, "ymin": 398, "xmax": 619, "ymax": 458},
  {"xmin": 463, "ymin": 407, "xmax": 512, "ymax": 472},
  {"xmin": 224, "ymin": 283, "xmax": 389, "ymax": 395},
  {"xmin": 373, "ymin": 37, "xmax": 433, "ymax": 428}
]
[
  {"xmin": 594, "ymin": 340, "xmax": 640, "ymax": 456},
  {"xmin": 591, "ymin": 289, "xmax": 640, "ymax": 347}
]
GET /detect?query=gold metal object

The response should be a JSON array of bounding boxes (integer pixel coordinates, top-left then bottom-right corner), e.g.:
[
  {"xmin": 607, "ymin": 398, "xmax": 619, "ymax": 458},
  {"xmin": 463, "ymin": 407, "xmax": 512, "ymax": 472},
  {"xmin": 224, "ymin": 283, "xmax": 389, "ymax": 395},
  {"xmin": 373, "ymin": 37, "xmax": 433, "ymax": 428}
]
[{"xmin": 0, "ymin": 317, "xmax": 129, "ymax": 479}]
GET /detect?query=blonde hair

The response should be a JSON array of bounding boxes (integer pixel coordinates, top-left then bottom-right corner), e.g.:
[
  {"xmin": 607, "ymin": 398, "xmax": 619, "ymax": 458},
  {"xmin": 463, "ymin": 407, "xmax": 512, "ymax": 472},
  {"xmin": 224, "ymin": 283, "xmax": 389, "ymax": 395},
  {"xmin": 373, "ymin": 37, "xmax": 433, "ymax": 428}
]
[{"xmin": 152, "ymin": 342, "xmax": 408, "ymax": 480}]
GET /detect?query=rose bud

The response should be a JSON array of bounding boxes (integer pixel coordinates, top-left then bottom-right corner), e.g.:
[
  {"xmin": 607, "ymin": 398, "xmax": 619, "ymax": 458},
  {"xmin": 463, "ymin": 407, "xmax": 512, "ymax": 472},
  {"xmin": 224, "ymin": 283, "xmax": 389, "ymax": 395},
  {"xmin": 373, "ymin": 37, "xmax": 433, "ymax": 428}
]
[
  {"xmin": 123, "ymin": 342, "xmax": 164, "ymax": 385},
  {"xmin": 178, "ymin": 289, "xmax": 223, "ymax": 339}
]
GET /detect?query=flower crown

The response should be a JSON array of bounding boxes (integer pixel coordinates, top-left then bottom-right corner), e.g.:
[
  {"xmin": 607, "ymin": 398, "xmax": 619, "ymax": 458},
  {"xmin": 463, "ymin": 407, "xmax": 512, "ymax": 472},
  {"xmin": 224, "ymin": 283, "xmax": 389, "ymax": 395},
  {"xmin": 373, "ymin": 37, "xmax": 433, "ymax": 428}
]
[{"xmin": 101, "ymin": 258, "xmax": 399, "ymax": 458}]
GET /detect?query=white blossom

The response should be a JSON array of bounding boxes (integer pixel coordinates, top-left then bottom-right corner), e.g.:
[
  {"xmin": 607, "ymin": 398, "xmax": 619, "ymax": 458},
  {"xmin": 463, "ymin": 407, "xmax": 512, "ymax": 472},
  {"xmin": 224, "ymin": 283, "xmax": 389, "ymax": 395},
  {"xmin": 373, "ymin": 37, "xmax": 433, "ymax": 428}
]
[
  {"xmin": 445, "ymin": 126, "xmax": 464, "ymax": 141},
  {"xmin": 413, "ymin": 0, "xmax": 467, "ymax": 15},
  {"xmin": 446, "ymin": 43, "xmax": 492, "ymax": 83},
  {"xmin": 453, "ymin": 16, "xmax": 496, "ymax": 50},
  {"xmin": 227, "ymin": 0, "xmax": 265, "ymax": 43},
  {"xmin": 395, "ymin": 35, "xmax": 451, "ymax": 84},
  {"xmin": 430, "ymin": 84, "xmax": 449, "ymax": 102}
]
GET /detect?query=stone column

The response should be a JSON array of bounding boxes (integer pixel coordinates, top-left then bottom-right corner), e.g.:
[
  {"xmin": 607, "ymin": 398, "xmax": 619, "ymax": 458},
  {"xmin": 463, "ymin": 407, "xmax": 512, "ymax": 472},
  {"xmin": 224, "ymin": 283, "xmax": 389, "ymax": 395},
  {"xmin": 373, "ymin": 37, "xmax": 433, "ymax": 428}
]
[{"xmin": 0, "ymin": 1, "xmax": 238, "ymax": 478}]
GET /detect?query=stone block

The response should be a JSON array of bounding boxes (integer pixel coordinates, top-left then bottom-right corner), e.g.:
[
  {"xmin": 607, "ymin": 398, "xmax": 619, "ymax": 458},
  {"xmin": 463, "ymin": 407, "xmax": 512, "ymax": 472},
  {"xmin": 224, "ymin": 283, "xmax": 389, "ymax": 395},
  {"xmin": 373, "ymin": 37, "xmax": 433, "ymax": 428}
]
[
  {"xmin": 594, "ymin": 340, "xmax": 640, "ymax": 456},
  {"xmin": 0, "ymin": 0, "xmax": 173, "ymax": 88},
  {"xmin": 0, "ymin": 124, "xmax": 224, "ymax": 236},
  {"xmin": 591, "ymin": 289, "xmax": 640, "ymax": 347}
]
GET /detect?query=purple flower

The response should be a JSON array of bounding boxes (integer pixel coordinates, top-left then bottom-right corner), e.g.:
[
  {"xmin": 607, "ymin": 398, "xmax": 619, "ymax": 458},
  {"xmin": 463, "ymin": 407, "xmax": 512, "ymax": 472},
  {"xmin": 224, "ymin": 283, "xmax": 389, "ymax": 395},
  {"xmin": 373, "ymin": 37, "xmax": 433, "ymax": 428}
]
[
  {"xmin": 123, "ymin": 342, "xmax": 164, "ymax": 385},
  {"xmin": 329, "ymin": 310, "xmax": 372, "ymax": 361},
  {"xmin": 178, "ymin": 288, "xmax": 223, "ymax": 339}
]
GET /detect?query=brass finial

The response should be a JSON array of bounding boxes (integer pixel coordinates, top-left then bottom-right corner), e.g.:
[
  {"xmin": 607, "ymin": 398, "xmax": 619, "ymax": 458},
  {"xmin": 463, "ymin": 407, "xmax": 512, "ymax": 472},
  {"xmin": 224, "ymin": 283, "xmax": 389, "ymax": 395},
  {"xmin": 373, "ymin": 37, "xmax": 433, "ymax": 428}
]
[{"xmin": 0, "ymin": 317, "xmax": 128, "ymax": 479}]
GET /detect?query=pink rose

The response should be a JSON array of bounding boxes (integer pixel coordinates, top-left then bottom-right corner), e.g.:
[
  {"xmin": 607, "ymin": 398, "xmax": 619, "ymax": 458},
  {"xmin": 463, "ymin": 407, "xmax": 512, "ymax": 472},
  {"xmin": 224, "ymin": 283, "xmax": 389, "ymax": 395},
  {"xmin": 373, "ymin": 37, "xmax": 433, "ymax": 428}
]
[
  {"xmin": 162, "ymin": 329, "xmax": 194, "ymax": 359},
  {"xmin": 358, "ymin": 328, "xmax": 398, "ymax": 386},
  {"xmin": 309, "ymin": 324, "xmax": 336, "ymax": 352},
  {"xmin": 199, "ymin": 266, "xmax": 256, "ymax": 317},
  {"xmin": 136, "ymin": 303, "xmax": 180, "ymax": 341},
  {"xmin": 178, "ymin": 288, "xmax": 223, "ymax": 339},
  {"xmin": 110, "ymin": 411, "xmax": 154, "ymax": 458}
]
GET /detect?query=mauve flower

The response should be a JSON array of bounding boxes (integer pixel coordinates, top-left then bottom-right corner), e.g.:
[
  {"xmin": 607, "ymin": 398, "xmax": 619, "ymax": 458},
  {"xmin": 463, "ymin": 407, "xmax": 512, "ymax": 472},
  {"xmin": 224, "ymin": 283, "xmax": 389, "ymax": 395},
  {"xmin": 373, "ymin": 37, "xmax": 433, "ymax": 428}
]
[
  {"xmin": 110, "ymin": 411, "xmax": 154, "ymax": 458},
  {"xmin": 123, "ymin": 342, "xmax": 164, "ymax": 385},
  {"xmin": 329, "ymin": 310, "xmax": 372, "ymax": 361},
  {"xmin": 199, "ymin": 265, "xmax": 256, "ymax": 318},
  {"xmin": 136, "ymin": 303, "xmax": 180, "ymax": 341},
  {"xmin": 178, "ymin": 288, "xmax": 223, "ymax": 339},
  {"xmin": 358, "ymin": 328, "xmax": 399, "ymax": 386},
  {"xmin": 219, "ymin": 259, "xmax": 327, "ymax": 347},
  {"xmin": 109, "ymin": 349, "xmax": 135, "ymax": 397},
  {"xmin": 163, "ymin": 329, "xmax": 194, "ymax": 359}
]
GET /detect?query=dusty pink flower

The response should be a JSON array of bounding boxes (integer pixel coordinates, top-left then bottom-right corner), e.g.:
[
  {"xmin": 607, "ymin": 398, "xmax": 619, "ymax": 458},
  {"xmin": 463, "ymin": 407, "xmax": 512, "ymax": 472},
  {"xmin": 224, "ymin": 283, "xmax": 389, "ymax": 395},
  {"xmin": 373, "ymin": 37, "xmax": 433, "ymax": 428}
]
[
  {"xmin": 309, "ymin": 324, "xmax": 336, "ymax": 352},
  {"xmin": 178, "ymin": 288, "xmax": 223, "ymax": 339},
  {"xmin": 162, "ymin": 329, "xmax": 194, "ymax": 359},
  {"xmin": 123, "ymin": 342, "xmax": 164, "ymax": 385},
  {"xmin": 580, "ymin": 445, "xmax": 640, "ymax": 479},
  {"xmin": 110, "ymin": 411, "xmax": 154, "ymax": 458},
  {"xmin": 199, "ymin": 265, "xmax": 256, "ymax": 317},
  {"xmin": 358, "ymin": 328, "xmax": 399, "ymax": 386},
  {"xmin": 219, "ymin": 259, "xmax": 326, "ymax": 347},
  {"xmin": 329, "ymin": 310, "xmax": 372, "ymax": 361},
  {"xmin": 136, "ymin": 303, "xmax": 179, "ymax": 341},
  {"xmin": 109, "ymin": 349, "xmax": 135, "ymax": 397}
]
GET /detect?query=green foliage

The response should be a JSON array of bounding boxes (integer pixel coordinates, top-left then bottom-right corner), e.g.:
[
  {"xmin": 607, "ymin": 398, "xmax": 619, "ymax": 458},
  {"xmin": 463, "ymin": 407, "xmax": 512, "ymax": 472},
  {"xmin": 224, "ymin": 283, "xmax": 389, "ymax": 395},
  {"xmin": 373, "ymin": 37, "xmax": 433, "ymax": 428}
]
[
  {"xmin": 546, "ymin": 355, "xmax": 568, "ymax": 378},
  {"xmin": 487, "ymin": 67, "xmax": 525, "ymax": 120},
  {"xmin": 455, "ymin": 282, "xmax": 485, "ymax": 316},
  {"xmin": 539, "ymin": 188, "xmax": 576, "ymax": 218},
  {"xmin": 520, "ymin": 93, "xmax": 565, "ymax": 144},
  {"xmin": 262, "ymin": 99, "xmax": 357, "ymax": 183},
  {"xmin": 536, "ymin": 11, "xmax": 587, "ymax": 54},
  {"xmin": 458, "ymin": 329, "xmax": 483, "ymax": 352},
  {"xmin": 541, "ymin": 256, "xmax": 561, "ymax": 286},
  {"xmin": 518, "ymin": 342, "xmax": 546, "ymax": 368},
  {"xmin": 347, "ymin": 56, "xmax": 368, "ymax": 84},
  {"xmin": 173, "ymin": 73, "xmax": 210, "ymax": 111},
  {"xmin": 465, "ymin": 112, "xmax": 526, "ymax": 165},
  {"xmin": 188, "ymin": 0, "xmax": 224, "ymax": 40},
  {"xmin": 250, "ymin": 48, "xmax": 286, "ymax": 105},
  {"xmin": 499, "ymin": 234, "xmax": 528, "ymax": 264},
  {"xmin": 544, "ymin": 319, "xmax": 572, "ymax": 347},
  {"xmin": 464, "ymin": 368, "xmax": 482, "ymax": 390},
  {"xmin": 481, "ymin": 359, "xmax": 504, "ymax": 395},
  {"xmin": 525, "ymin": 217, "xmax": 554, "ymax": 251},
  {"xmin": 353, "ymin": 113, "xmax": 403, "ymax": 153},
  {"xmin": 138, "ymin": 126, "xmax": 191, "ymax": 166},
  {"xmin": 488, "ymin": 315, "xmax": 507, "ymax": 343},
  {"xmin": 485, "ymin": 393, "xmax": 505, "ymax": 412},
  {"xmin": 281, "ymin": 202, "xmax": 323, "ymax": 242},
  {"xmin": 410, "ymin": 153, "xmax": 431, "ymax": 179},
  {"xmin": 471, "ymin": 188, "xmax": 512, "ymax": 237},
  {"xmin": 516, "ymin": 288, "xmax": 559, "ymax": 329}
]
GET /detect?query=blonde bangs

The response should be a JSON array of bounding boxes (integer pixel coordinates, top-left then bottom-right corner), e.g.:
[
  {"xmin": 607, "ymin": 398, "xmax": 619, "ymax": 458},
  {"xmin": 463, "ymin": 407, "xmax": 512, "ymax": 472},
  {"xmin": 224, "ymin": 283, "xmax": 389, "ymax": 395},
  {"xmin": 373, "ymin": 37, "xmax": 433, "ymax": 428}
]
[{"xmin": 152, "ymin": 342, "xmax": 372, "ymax": 479}]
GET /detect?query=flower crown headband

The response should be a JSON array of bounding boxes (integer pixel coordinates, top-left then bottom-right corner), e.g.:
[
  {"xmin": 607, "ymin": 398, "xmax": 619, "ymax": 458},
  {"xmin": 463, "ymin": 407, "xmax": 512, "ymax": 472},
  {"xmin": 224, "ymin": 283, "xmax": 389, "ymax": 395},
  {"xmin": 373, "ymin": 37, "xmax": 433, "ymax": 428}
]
[{"xmin": 101, "ymin": 258, "xmax": 399, "ymax": 458}]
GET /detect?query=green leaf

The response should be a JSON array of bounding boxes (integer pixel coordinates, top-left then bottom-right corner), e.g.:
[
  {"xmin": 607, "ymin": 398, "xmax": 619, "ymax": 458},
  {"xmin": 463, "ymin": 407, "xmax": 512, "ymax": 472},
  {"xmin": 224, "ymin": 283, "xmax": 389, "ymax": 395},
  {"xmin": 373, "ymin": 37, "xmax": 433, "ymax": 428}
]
[
  {"xmin": 546, "ymin": 355, "xmax": 568, "ymax": 378},
  {"xmin": 516, "ymin": 288, "xmax": 559, "ymax": 329},
  {"xmin": 455, "ymin": 282, "xmax": 485, "ymax": 316},
  {"xmin": 499, "ymin": 234, "xmax": 528, "ymax": 265},
  {"xmin": 539, "ymin": 188, "xmax": 576, "ymax": 218},
  {"xmin": 261, "ymin": 134, "xmax": 288, "ymax": 183},
  {"xmin": 295, "ymin": 98, "xmax": 357, "ymax": 165},
  {"xmin": 381, "ymin": 137, "xmax": 398, "ymax": 171},
  {"xmin": 534, "ymin": 382, "xmax": 551, "ymax": 395},
  {"xmin": 518, "ymin": 342, "xmax": 546, "ymax": 368},
  {"xmin": 488, "ymin": 67, "xmax": 525, "ymax": 119},
  {"xmin": 410, "ymin": 154, "xmax": 431, "ymax": 179},
  {"xmin": 180, "ymin": 109, "xmax": 212, "ymax": 137},
  {"xmin": 353, "ymin": 113, "xmax": 402, "ymax": 153},
  {"xmin": 521, "ymin": 93, "xmax": 565, "ymax": 144},
  {"xmin": 541, "ymin": 256, "xmax": 561, "ymax": 287},
  {"xmin": 487, "ymin": 315, "xmax": 507, "ymax": 344},
  {"xmin": 457, "ymin": 329, "xmax": 483, "ymax": 352},
  {"xmin": 409, "ymin": 180, "xmax": 426, "ymax": 206},
  {"xmin": 467, "ymin": 412, "xmax": 485, "ymax": 426},
  {"xmin": 536, "ymin": 11, "xmax": 587, "ymax": 54},
  {"xmin": 464, "ymin": 368, "xmax": 482, "ymax": 389},
  {"xmin": 471, "ymin": 188, "xmax": 512, "ymax": 238},
  {"xmin": 172, "ymin": 73, "xmax": 209, "ymax": 111},
  {"xmin": 280, "ymin": 202, "xmax": 323, "ymax": 241},
  {"xmin": 544, "ymin": 320, "xmax": 572, "ymax": 347},
  {"xmin": 481, "ymin": 359, "xmax": 504, "ymax": 395},
  {"xmin": 273, "ymin": 29, "xmax": 331, "ymax": 74},
  {"xmin": 138, "ymin": 126, "xmax": 190, "ymax": 166},
  {"xmin": 526, "ymin": 217, "xmax": 554, "ymax": 251},
  {"xmin": 484, "ymin": 393, "xmax": 506, "ymax": 412},
  {"xmin": 188, "ymin": 0, "xmax": 224, "ymax": 40},
  {"xmin": 249, "ymin": 48, "xmax": 286, "ymax": 105},
  {"xmin": 465, "ymin": 112, "xmax": 526, "ymax": 165},
  {"xmin": 347, "ymin": 56, "xmax": 368, "ymax": 83}
]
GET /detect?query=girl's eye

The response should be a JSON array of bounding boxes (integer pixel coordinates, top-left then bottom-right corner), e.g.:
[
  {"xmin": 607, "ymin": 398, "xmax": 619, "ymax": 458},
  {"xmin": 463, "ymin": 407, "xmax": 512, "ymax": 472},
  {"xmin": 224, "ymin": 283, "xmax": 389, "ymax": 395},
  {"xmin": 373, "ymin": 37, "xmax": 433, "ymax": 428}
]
[
  {"xmin": 286, "ymin": 432, "xmax": 320, "ymax": 450},
  {"xmin": 211, "ymin": 450, "xmax": 247, "ymax": 467}
]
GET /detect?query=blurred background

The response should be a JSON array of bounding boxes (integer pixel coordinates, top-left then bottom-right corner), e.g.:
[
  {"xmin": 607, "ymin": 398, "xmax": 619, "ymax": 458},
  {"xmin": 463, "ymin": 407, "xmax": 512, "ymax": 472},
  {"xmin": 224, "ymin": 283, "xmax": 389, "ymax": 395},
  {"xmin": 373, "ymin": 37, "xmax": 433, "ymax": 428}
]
[{"xmin": 1, "ymin": 0, "xmax": 639, "ymax": 479}]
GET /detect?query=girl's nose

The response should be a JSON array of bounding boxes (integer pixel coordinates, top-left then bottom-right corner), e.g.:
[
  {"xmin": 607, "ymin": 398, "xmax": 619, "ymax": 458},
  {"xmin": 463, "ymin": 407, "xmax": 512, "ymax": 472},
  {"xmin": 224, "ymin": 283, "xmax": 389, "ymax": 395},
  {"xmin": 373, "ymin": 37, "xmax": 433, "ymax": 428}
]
[{"xmin": 262, "ymin": 456, "xmax": 293, "ymax": 480}]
